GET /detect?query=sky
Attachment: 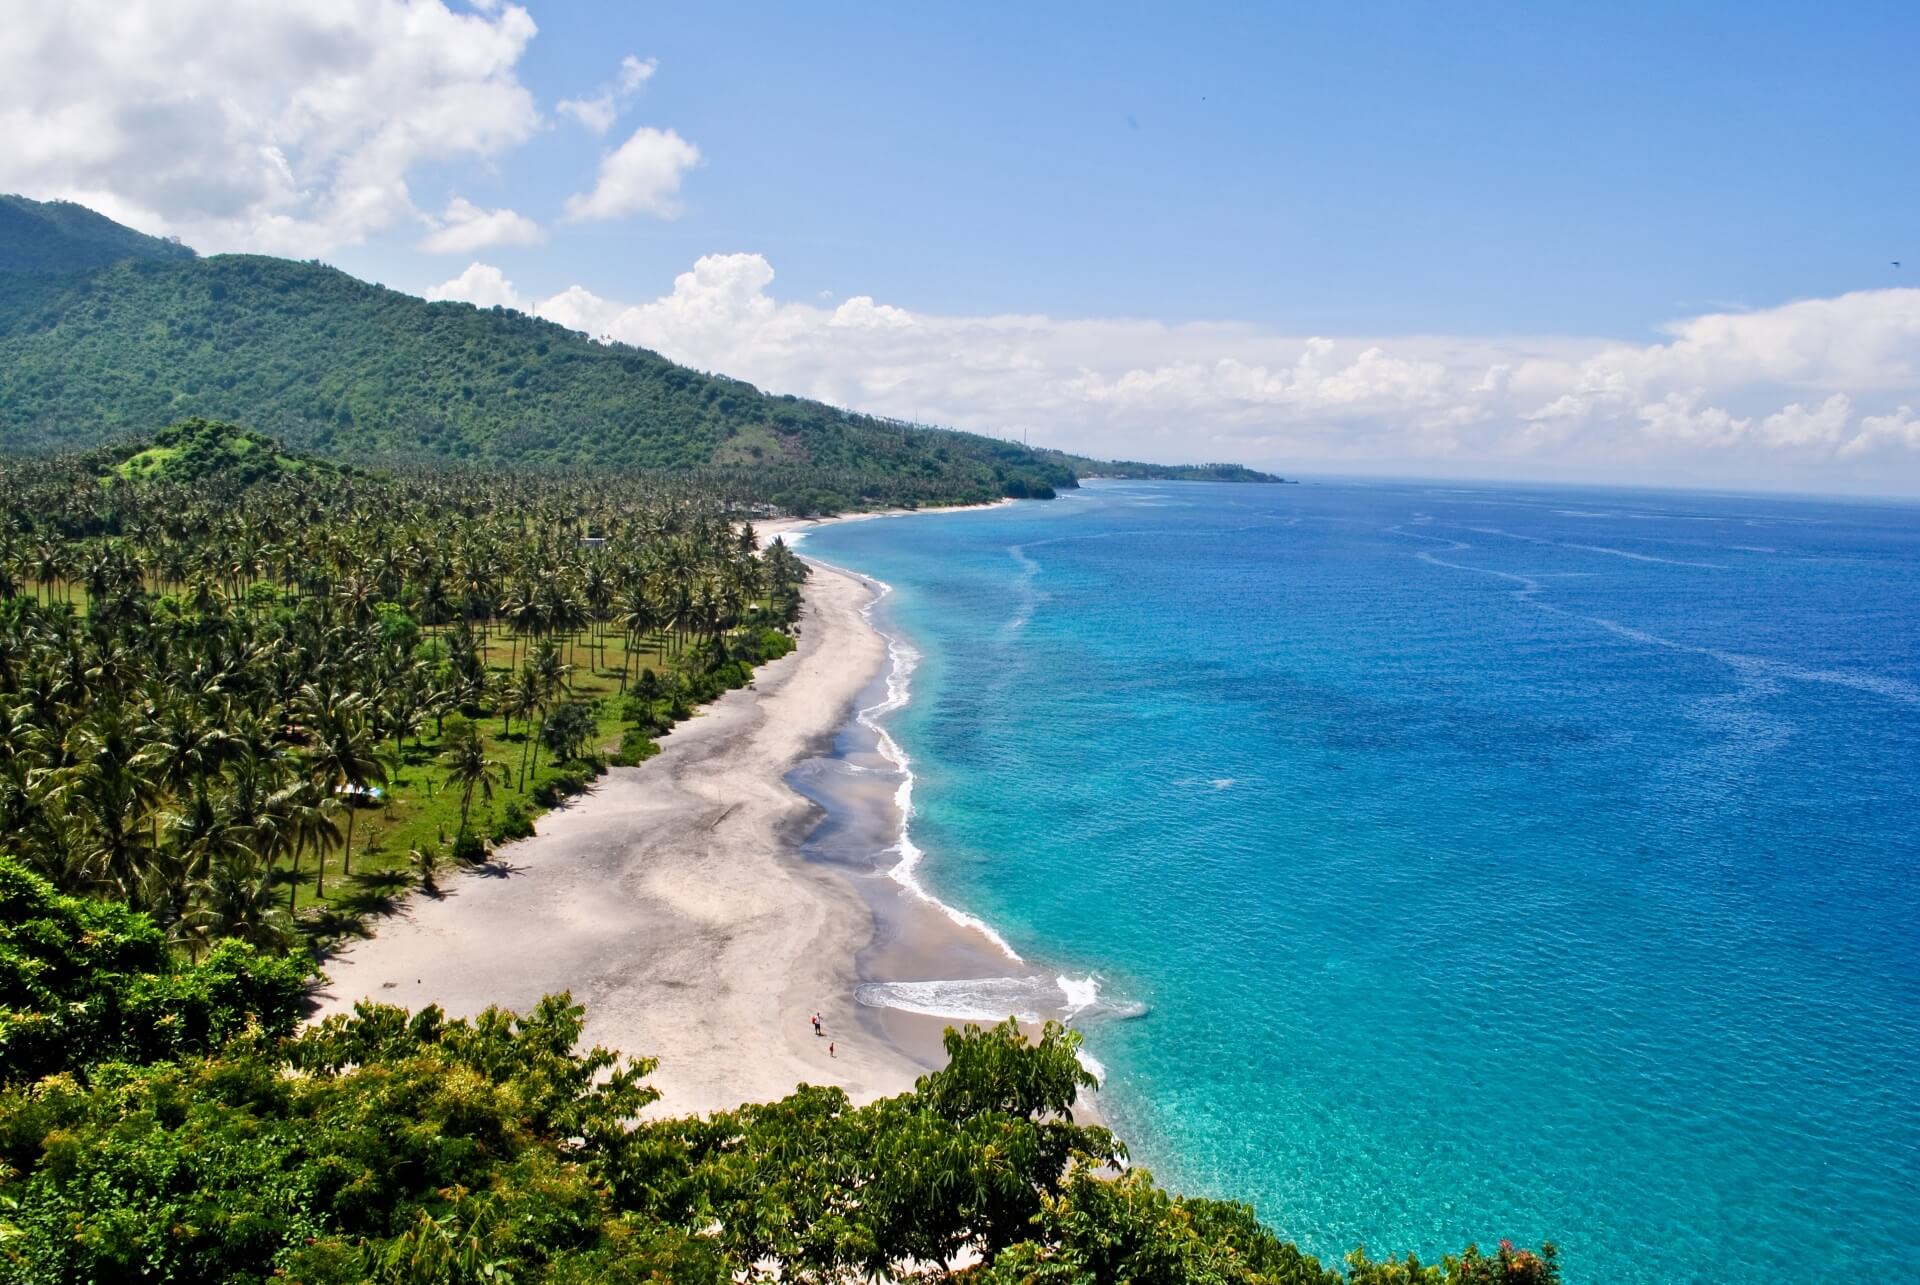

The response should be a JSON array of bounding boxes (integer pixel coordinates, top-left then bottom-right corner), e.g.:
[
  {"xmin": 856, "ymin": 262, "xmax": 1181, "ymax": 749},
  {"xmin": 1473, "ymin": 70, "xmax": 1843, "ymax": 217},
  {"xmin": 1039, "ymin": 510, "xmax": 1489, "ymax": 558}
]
[{"xmin": 3, "ymin": 1, "xmax": 1918, "ymax": 493}]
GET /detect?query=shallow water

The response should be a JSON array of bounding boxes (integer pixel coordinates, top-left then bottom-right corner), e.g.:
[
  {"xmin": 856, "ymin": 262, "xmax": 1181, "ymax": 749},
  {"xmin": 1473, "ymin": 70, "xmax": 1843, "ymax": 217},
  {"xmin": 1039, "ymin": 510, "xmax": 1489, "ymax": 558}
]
[{"xmin": 800, "ymin": 478, "xmax": 1920, "ymax": 1283}]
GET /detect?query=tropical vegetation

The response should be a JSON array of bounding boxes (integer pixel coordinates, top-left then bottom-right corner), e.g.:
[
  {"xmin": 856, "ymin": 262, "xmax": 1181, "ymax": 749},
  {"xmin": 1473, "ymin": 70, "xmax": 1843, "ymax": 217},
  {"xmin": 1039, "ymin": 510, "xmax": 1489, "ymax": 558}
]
[
  {"xmin": 0, "ymin": 421, "xmax": 808, "ymax": 945},
  {"xmin": 1037, "ymin": 449, "xmax": 1289, "ymax": 483}
]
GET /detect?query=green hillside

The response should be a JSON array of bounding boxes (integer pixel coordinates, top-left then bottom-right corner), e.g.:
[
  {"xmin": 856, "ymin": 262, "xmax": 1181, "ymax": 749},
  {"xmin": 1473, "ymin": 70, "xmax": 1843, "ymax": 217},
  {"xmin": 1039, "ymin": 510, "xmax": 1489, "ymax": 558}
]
[
  {"xmin": 0, "ymin": 203, "xmax": 1080, "ymax": 509},
  {"xmin": 0, "ymin": 193, "xmax": 196, "ymax": 274},
  {"xmin": 106, "ymin": 414, "xmax": 341, "ymax": 485}
]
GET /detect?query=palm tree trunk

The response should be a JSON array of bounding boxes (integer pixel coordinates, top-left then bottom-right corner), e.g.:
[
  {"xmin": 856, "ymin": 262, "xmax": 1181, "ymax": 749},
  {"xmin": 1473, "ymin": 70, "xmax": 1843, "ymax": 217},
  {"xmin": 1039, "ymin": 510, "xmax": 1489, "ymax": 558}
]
[{"xmin": 521, "ymin": 717, "xmax": 544, "ymax": 790}]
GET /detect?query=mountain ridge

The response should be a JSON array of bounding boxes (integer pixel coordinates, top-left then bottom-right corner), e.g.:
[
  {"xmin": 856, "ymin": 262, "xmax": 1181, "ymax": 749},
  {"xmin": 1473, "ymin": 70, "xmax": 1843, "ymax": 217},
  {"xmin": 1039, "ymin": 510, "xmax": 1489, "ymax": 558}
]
[
  {"xmin": 0, "ymin": 196, "xmax": 1281, "ymax": 506},
  {"xmin": 0, "ymin": 193, "xmax": 196, "ymax": 274}
]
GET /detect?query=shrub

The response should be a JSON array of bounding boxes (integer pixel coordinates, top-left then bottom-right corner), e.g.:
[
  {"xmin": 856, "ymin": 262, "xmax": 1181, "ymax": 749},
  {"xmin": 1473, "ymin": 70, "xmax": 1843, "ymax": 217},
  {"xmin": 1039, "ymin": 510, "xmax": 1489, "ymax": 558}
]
[
  {"xmin": 0, "ymin": 858, "xmax": 307, "ymax": 1084},
  {"xmin": 736, "ymin": 627, "xmax": 795, "ymax": 663},
  {"xmin": 450, "ymin": 830, "xmax": 489, "ymax": 864},
  {"xmin": 615, "ymin": 729, "xmax": 661, "ymax": 766},
  {"xmin": 620, "ymin": 692, "xmax": 672, "ymax": 734},
  {"xmin": 541, "ymin": 700, "xmax": 598, "ymax": 764},
  {"xmin": 491, "ymin": 799, "xmax": 535, "ymax": 843},
  {"xmin": 532, "ymin": 766, "xmax": 593, "ymax": 808}
]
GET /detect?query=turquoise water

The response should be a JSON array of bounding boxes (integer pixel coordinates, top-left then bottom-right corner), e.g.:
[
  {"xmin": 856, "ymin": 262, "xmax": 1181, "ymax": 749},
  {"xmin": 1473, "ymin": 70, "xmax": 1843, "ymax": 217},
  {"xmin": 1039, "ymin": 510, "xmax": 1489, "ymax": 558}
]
[{"xmin": 800, "ymin": 480, "xmax": 1920, "ymax": 1283}]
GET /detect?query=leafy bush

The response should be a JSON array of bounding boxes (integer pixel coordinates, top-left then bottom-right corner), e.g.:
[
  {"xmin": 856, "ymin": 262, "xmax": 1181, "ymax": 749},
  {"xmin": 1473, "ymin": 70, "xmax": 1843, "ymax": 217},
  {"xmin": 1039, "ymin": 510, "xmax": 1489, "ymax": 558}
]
[
  {"xmin": 531, "ymin": 766, "xmax": 593, "ymax": 808},
  {"xmin": 742, "ymin": 626, "xmax": 796, "ymax": 662},
  {"xmin": 540, "ymin": 699, "xmax": 598, "ymax": 764},
  {"xmin": 450, "ymin": 830, "xmax": 489, "ymax": 864},
  {"xmin": 619, "ymin": 686, "xmax": 673, "ymax": 734},
  {"xmin": 0, "ymin": 858, "xmax": 307, "ymax": 1084},
  {"xmin": 492, "ymin": 799, "xmax": 535, "ymax": 843},
  {"xmin": 614, "ymin": 729, "xmax": 661, "ymax": 766}
]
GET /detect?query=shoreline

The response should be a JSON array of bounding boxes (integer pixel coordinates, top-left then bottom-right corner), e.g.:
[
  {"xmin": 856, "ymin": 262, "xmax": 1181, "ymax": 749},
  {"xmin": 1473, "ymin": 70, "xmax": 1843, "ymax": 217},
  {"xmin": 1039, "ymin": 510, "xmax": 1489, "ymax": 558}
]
[
  {"xmin": 310, "ymin": 498, "xmax": 1043, "ymax": 1118},
  {"xmin": 765, "ymin": 502, "xmax": 1120, "ymax": 1104}
]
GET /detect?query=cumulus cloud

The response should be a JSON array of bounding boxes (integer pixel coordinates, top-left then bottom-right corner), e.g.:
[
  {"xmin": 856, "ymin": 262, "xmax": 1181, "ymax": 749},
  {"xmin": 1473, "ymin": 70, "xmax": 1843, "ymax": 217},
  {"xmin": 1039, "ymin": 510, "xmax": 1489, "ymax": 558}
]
[
  {"xmin": 1838, "ymin": 406, "xmax": 1920, "ymax": 458},
  {"xmin": 556, "ymin": 96, "xmax": 618, "ymax": 135},
  {"xmin": 418, "ymin": 196, "xmax": 543, "ymax": 254},
  {"xmin": 0, "ymin": 0, "xmax": 543, "ymax": 254},
  {"xmin": 1760, "ymin": 395, "xmax": 1851, "ymax": 449},
  {"xmin": 556, "ymin": 54, "xmax": 658, "ymax": 135},
  {"xmin": 423, "ymin": 258, "xmax": 1920, "ymax": 488},
  {"xmin": 563, "ymin": 126, "xmax": 701, "ymax": 220},
  {"xmin": 425, "ymin": 262, "xmax": 524, "ymax": 309}
]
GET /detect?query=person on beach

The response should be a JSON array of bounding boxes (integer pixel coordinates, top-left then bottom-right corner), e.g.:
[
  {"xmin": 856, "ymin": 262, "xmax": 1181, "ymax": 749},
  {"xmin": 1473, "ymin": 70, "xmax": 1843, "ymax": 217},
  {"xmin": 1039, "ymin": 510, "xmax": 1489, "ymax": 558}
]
[
  {"xmin": 812, "ymin": 1012, "xmax": 822, "ymax": 1036},
  {"xmin": 829, "ymin": 1041, "xmax": 836, "ymax": 1058}
]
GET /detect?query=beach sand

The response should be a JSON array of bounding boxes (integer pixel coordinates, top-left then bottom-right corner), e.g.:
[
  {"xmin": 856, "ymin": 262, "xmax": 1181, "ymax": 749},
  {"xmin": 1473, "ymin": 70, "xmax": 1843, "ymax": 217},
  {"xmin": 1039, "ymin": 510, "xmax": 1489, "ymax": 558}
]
[
  {"xmin": 312, "ymin": 499, "xmax": 1079, "ymax": 1120},
  {"xmin": 310, "ymin": 557, "xmax": 937, "ymax": 1116}
]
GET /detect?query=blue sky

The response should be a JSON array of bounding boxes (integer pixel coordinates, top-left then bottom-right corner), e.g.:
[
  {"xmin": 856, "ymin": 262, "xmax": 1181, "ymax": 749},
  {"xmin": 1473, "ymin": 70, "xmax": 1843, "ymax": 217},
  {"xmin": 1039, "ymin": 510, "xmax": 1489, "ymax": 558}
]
[
  {"xmin": 352, "ymin": 2, "xmax": 1917, "ymax": 336},
  {"xmin": 5, "ymin": 2, "xmax": 1919, "ymax": 490}
]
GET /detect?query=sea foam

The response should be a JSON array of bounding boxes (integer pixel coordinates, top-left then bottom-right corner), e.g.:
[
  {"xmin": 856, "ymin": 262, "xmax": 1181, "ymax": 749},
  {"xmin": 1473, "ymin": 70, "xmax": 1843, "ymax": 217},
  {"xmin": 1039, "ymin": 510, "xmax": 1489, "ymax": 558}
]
[
  {"xmin": 804, "ymin": 552, "xmax": 1151, "ymax": 1070},
  {"xmin": 808, "ymin": 555, "xmax": 1026, "ymax": 961},
  {"xmin": 853, "ymin": 973, "xmax": 1146, "ymax": 1026}
]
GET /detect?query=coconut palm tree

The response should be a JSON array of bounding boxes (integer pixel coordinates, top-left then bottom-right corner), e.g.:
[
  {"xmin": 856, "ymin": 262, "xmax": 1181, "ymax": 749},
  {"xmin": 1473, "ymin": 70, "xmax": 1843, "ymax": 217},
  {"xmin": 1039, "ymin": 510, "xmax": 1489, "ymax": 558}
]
[
  {"xmin": 48, "ymin": 702, "xmax": 161, "ymax": 909},
  {"xmin": 271, "ymin": 778, "xmax": 343, "ymax": 909},
  {"xmin": 441, "ymin": 716, "xmax": 502, "ymax": 840},
  {"xmin": 617, "ymin": 586, "xmax": 662, "ymax": 693},
  {"xmin": 187, "ymin": 852, "xmax": 295, "ymax": 952},
  {"xmin": 293, "ymin": 684, "xmax": 389, "ymax": 880}
]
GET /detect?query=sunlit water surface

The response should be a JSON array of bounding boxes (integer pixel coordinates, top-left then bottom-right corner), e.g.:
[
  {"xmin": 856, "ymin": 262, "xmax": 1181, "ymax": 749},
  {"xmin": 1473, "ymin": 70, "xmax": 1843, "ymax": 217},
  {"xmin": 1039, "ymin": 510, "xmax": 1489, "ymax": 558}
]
[{"xmin": 801, "ymin": 479, "xmax": 1920, "ymax": 1283}]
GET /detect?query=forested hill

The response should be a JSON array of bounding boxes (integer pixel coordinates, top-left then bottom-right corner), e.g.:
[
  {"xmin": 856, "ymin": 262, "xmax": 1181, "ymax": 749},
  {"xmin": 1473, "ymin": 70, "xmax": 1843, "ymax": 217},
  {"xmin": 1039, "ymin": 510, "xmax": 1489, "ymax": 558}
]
[
  {"xmin": 0, "ymin": 193, "xmax": 196, "ymax": 274},
  {"xmin": 0, "ymin": 199, "xmax": 1079, "ymax": 510}
]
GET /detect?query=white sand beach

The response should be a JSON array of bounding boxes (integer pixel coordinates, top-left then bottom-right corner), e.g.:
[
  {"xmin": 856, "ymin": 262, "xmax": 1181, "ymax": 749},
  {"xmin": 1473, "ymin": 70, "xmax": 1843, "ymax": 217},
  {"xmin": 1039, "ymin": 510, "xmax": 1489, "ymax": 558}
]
[{"xmin": 310, "ymin": 556, "xmax": 930, "ymax": 1117}]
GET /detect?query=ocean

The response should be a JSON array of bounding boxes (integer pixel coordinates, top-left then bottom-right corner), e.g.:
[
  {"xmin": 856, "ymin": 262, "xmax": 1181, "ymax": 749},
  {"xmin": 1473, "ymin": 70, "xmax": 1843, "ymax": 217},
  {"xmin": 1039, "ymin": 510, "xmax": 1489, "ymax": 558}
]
[{"xmin": 794, "ymin": 478, "xmax": 1920, "ymax": 1283}]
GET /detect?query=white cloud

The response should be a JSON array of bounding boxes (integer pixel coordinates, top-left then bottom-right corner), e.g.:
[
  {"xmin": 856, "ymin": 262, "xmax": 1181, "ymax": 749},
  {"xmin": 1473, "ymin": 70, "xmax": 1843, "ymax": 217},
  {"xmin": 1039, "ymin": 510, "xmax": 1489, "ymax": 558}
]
[
  {"xmin": 424, "ymin": 260, "xmax": 1920, "ymax": 489},
  {"xmin": 830, "ymin": 296, "xmax": 915, "ymax": 329},
  {"xmin": 556, "ymin": 95, "xmax": 618, "ymax": 135},
  {"xmin": 1839, "ymin": 406, "xmax": 1920, "ymax": 458},
  {"xmin": 1635, "ymin": 392, "xmax": 1751, "ymax": 449},
  {"xmin": 1760, "ymin": 394, "xmax": 1851, "ymax": 449},
  {"xmin": 425, "ymin": 262, "xmax": 523, "ymax": 309},
  {"xmin": 618, "ymin": 56, "xmax": 658, "ymax": 92},
  {"xmin": 418, "ymin": 196, "xmax": 543, "ymax": 254},
  {"xmin": 0, "ymin": 0, "xmax": 541, "ymax": 254},
  {"xmin": 556, "ymin": 54, "xmax": 658, "ymax": 135},
  {"xmin": 563, "ymin": 126, "xmax": 701, "ymax": 220}
]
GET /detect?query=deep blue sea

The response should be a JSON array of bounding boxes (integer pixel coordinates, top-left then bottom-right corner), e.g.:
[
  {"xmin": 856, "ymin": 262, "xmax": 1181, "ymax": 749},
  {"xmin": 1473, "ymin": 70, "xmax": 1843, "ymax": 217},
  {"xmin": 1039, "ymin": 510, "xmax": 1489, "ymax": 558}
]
[{"xmin": 798, "ymin": 479, "xmax": 1920, "ymax": 1283}]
